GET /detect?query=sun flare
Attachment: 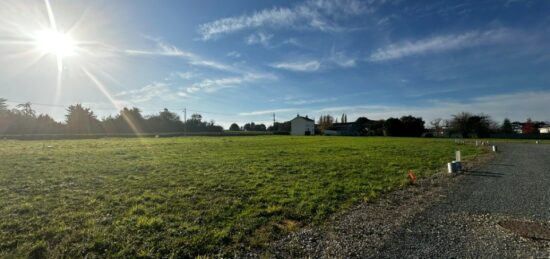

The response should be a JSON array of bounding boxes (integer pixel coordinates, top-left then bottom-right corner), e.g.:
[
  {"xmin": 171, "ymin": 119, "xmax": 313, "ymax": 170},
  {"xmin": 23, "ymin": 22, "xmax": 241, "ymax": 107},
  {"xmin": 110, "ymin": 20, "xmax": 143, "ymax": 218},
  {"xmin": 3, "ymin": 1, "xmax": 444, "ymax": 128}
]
[{"xmin": 33, "ymin": 29, "xmax": 76, "ymax": 57}]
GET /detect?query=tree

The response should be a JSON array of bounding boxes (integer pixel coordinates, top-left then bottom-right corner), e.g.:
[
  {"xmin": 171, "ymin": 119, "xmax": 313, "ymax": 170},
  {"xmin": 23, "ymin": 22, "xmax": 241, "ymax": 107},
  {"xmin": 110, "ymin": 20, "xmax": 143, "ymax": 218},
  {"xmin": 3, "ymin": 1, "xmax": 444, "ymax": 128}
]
[
  {"xmin": 430, "ymin": 118, "xmax": 443, "ymax": 136},
  {"xmin": 383, "ymin": 118, "xmax": 404, "ymax": 136},
  {"xmin": 65, "ymin": 104, "xmax": 102, "ymax": 134},
  {"xmin": 318, "ymin": 115, "xmax": 335, "ymax": 134},
  {"xmin": 382, "ymin": 116, "xmax": 425, "ymax": 137},
  {"xmin": 450, "ymin": 112, "xmax": 495, "ymax": 138},
  {"xmin": 147, "ymin": 108, "xmax": 183, "ymax": 132},
  {"xmin": 450, "ymin": 112, "xmax": 472, "ymax": 138},
  {"xmin": 501, "ymin": 118, "xmax": 514, "ymax": 134},
  {"xmin": 0, "ymin": 98, "xmax": 8, "ymax": 114},
  {"xmin": 466, "ymin": 114, "xmax": 493, "ymax": 138},
  {"xmin": 101, "ymin": 107, "xmax": 148, "ymax": 134},
  {"xmin": 341, "ymin": 113, "xmax": 348, "ymax": 124},
  {"xmin": 400, "ymin": 115, "xmax": 425, "ymax": 137},
  {"xmin": 229, "ymin": 123, "xmax": 240, "ymax": 131},
  {"xmin": 35, "ymin": 114, "xmax": 64, "ymax": 134},
  {"xmin": 268, "ymin": 121, "xmax": 291, "ymax": 133},
  {"xmin": 118, "ymin": 107, "xmax": 148, "ymax": 133},
  {"xmin": 243, "ymin": 122, "xmax": 255, "ymax": 131},
  {"xmin": 522, "ymin": 118, "xmax": 538, "ymax": 134},
  {"xmin": 15, "ymin": 102, "xmax": 36, "ymax": 118},
  {"xmin": 254, "ymin": 123, "xmax": 267, "ymax": 131}
]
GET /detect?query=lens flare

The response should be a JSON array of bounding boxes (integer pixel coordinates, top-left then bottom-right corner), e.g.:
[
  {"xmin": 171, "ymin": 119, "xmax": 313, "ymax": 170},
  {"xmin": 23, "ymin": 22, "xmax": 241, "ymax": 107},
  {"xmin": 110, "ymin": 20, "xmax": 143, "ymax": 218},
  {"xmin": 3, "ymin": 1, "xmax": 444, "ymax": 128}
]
[{"xmin": 33, "ymin": 29, "xmax": 76, "ymax": 57}]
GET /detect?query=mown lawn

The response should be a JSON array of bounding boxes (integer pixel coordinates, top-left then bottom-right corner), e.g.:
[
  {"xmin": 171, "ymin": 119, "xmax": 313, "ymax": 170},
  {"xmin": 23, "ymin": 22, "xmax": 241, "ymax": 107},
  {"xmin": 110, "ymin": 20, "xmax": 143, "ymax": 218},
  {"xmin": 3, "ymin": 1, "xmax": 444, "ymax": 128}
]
[{"xmin": 0, "ymin": 136, "xmax": 484, "ymax": 257}]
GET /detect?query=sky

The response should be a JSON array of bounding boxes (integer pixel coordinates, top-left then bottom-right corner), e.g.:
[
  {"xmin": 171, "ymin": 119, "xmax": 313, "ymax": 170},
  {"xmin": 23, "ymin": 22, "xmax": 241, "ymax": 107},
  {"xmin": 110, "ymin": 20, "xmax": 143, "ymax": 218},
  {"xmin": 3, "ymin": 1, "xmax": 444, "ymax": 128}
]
[{"xmin": 0, "ymin": 0, "xmax": 549, "ymax": 128}]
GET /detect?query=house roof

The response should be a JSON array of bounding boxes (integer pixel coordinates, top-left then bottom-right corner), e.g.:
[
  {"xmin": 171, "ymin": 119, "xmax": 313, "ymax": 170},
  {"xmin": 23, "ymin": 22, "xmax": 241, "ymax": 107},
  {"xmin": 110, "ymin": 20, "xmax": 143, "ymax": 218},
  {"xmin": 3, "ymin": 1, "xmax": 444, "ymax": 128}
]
[{"xmin": 291, "ymin": 115, "xmax": 314, "ymax": 122}]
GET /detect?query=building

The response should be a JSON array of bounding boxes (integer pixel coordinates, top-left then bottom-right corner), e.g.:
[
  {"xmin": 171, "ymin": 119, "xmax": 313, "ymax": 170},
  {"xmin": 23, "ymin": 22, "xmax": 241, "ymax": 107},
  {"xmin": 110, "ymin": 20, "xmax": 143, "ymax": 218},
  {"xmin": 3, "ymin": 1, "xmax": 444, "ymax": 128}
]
[
  {"xmin": 324, "ymin": 123, "xmax": 362, "ymax": 136},
  {"xmin": 540, "ymin": 126, "xmax": 550, "ymax": 134},
  {"xmin": 290, "ymin": 115, "xmax": 315, "ymax": 135},
  {"xmin": 511, "ymin": 122, "xmax": 524, "ymax": 134},
  {"xmin": 323, "ymin": 118, "xmax": 379, "ymax": 136}
]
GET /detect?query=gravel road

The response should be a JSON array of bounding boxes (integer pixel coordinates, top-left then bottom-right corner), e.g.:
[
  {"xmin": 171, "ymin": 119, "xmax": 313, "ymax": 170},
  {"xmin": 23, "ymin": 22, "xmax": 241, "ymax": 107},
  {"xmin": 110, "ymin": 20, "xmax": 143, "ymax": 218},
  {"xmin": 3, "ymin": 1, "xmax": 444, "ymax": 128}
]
[
  {"xmin": 378, "ymin": 143, "xmax": 550, "ymax": 258},
  {"xmin": 258, "ymin": 143, "xmax": 550, "ymax": 258}
]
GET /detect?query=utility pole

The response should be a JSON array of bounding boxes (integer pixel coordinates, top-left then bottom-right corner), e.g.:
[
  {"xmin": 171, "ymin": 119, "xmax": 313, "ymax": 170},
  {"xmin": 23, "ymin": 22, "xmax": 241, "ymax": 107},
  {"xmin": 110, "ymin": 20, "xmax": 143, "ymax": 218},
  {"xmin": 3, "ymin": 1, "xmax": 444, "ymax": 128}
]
[
  {"xmin": 183, "ymin": 108, "xmax": 187, "ymax": 136},
  {"xmin": 273, "ymin": 113, "xmax": 276, "ymax": 126}
]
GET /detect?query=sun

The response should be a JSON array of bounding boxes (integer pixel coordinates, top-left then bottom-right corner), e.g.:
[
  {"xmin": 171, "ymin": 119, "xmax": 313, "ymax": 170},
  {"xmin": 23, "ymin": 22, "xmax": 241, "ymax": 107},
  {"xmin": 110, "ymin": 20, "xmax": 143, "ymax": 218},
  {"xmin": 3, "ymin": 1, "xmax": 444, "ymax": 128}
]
[{"xmin": 33, "ymin": 29, "xmax": 77, "ymax": 58}]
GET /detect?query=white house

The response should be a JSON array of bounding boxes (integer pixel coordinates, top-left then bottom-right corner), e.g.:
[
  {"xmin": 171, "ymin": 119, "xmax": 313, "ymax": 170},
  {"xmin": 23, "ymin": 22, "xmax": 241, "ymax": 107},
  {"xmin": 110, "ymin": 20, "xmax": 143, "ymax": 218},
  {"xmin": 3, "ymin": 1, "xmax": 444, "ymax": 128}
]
[
  {"xmin": 540, "ymin": 126, "xmax": 550, "ymax": 134},
  {"xmin": 290, "ymin": 115, "xmax": 315, "ymax": 136}
]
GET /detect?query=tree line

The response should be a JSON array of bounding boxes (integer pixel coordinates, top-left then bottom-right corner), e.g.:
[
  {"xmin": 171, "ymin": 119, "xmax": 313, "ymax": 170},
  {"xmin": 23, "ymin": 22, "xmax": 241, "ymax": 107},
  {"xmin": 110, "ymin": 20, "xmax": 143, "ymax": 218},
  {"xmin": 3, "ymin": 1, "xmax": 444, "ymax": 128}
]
[
  {"xmin": 0, "ymin": 98, "xmax": 223, "ymax": 135},
  {"xmin": 2, "ymin": 97, "xmax": 547, "ymax": 137},
  {"xmin": 315, "ymin": 112, "xmax": 547, "ymax": 138}
]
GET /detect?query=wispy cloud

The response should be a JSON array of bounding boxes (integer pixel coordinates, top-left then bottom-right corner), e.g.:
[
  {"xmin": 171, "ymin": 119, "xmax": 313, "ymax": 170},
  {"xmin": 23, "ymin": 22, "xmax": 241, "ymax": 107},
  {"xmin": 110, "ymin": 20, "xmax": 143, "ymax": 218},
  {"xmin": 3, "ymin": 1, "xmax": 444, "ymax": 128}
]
[
  {"xmin": 175, "ymin": 71, "xmax": 196, "ymax": 80},
  {"xmin": 184, "ymin": 73, "xmax": 275, "ymax": 94},
  {"xmin": 197, "ymin": 0, "xmax": 374, "ymax": 40},
  {"xmin": 115, "ymin": 82, "xmax": 175, "ymax": 103},
  {"xmin": 239, "ymin": 108, "xmax": 296, "ymax": 116},
  {"xmin": 226, "ymin": 51, "xmax": 241, "ymax": 58},
  {"xmin": 124, "ymin": 38, "xmax": 235, "ymax": 72},
  {"xmin": 285, "ymin": 97, "xmax": 338, "ymax": 105},
  {"xmin": 270, "ymin": 60, "xmax": 321, "ymax": 72},
  {"xmin": 246, "ymin": 32, "xmax": 273, "ymax": 47},
  {"xmin": 368, "ymin": 28, "xmax": 512, "ymax": 62},
  {"xmin": 330, "ymin": 49, "xmax": 356, "ymax": 67},
  {"xmin": 282, "ymin": 38, "xmax": 302, "ymax": 47}
]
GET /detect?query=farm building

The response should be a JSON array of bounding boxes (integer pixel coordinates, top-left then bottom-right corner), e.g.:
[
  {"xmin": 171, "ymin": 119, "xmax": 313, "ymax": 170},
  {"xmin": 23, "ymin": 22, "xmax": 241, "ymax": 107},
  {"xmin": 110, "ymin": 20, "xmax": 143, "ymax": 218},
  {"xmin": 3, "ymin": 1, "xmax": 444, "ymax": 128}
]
[{"xmin": 290, "ymin": 115, "xmax": 315, "ymax": 135}]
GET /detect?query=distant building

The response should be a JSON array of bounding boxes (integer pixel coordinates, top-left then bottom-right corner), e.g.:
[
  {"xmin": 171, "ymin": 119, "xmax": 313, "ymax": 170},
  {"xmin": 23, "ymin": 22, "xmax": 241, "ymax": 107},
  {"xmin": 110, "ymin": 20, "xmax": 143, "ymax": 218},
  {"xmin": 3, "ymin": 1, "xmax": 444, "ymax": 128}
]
[
  {"xmin": 511, "ymin": 122, "xmax": 524, "ymax": 134},
  {"xmin": 290, "ymin": 115, "xmax": 315, "ymax": 136},
  {"xmin": 324, "ymin": 123, "xmax": 363, "ymax": 136},
  {"xmin": 540, "ymin": 126, "xmax": 550, "ymax": 134}
]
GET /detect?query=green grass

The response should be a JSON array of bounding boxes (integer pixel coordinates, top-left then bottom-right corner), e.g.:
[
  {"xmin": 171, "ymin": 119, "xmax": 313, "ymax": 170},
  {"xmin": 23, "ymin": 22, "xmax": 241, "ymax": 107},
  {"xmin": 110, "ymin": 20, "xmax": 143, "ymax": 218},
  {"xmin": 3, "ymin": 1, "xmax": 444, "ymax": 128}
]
[{"xmin": 0, "ymin": 136, "xmax": 484, "ymax": 257}]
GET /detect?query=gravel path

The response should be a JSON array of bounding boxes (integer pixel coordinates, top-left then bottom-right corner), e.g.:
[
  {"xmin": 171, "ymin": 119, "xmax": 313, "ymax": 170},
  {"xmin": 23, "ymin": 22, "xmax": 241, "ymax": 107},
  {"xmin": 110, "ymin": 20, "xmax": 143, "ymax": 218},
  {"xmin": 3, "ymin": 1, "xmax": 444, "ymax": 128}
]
[{"xmin": 258, "ymin": 143, "xmax": 550, "ymax": 258}]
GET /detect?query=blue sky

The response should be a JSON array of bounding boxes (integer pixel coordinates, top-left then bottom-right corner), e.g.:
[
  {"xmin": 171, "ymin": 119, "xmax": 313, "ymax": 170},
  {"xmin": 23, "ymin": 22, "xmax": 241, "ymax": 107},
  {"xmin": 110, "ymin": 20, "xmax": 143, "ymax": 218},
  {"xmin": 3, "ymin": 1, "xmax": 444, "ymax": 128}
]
[{"xmin": 1, "ymin": 0, "xmax": 549, "ymax": 127}]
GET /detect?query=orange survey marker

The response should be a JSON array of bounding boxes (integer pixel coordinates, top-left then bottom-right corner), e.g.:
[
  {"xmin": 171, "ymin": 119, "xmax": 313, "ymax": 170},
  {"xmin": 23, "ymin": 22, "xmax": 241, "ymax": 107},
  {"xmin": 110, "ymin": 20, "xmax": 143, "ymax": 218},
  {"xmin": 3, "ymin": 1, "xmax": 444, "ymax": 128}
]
[{"xmin": 408, "ymin": 170, "xmax": 417, "ymax": 185}]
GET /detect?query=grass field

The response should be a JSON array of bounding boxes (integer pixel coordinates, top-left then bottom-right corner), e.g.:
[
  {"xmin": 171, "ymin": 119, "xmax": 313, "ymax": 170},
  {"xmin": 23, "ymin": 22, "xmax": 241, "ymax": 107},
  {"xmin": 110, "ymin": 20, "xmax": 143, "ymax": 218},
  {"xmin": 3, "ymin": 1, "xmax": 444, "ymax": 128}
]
[{"xmin": 0, "ymin": 136, "xmax": 484, "ymax": 257}]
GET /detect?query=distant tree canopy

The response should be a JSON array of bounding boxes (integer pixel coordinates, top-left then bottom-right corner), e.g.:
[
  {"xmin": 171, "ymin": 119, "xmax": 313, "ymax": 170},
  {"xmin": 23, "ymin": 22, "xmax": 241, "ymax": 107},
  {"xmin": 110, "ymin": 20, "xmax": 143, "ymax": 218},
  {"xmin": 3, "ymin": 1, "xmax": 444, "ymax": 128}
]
[
  {"xmin": 501, "ymin": 118, "xmax": 514, "ymax": 134},
  {"xmin": 356, "ymin": 117, "xmax": 385, "ymax": 136},
  {"xmin": 522, "ymin": 118, "xmax": 538, "ymax": 134},
  {"xmin": 318, "ymin": 115, "xmax": 335, "ymax": 134},
  {"xmin": 267, "ymin": 121, "xmax": 290, "ymax": 133},
  {"xmin": 0, "ymin": 98, "xmax": 8, "ymax": 113},
  {"xmin": 243, "ymin": 122, "xmax": 266, "ymax": 131},
  {"xmin": 383, "ymin": 115, "xmax": 425, "ymax": 137},
  {"xmin": 65, "ymin": 104, "xmax": 103, "ymax": 134},
  {"xmin": 0, "ymin": 99, "xmax": 224, "ymax": 135},
  {"xmin": 229, "ymin": 123, "xmax": 240, "ymax": 131},
  {"xmin": 449, "ymin": 112, "xmax": 496, "ymax": 138}
]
